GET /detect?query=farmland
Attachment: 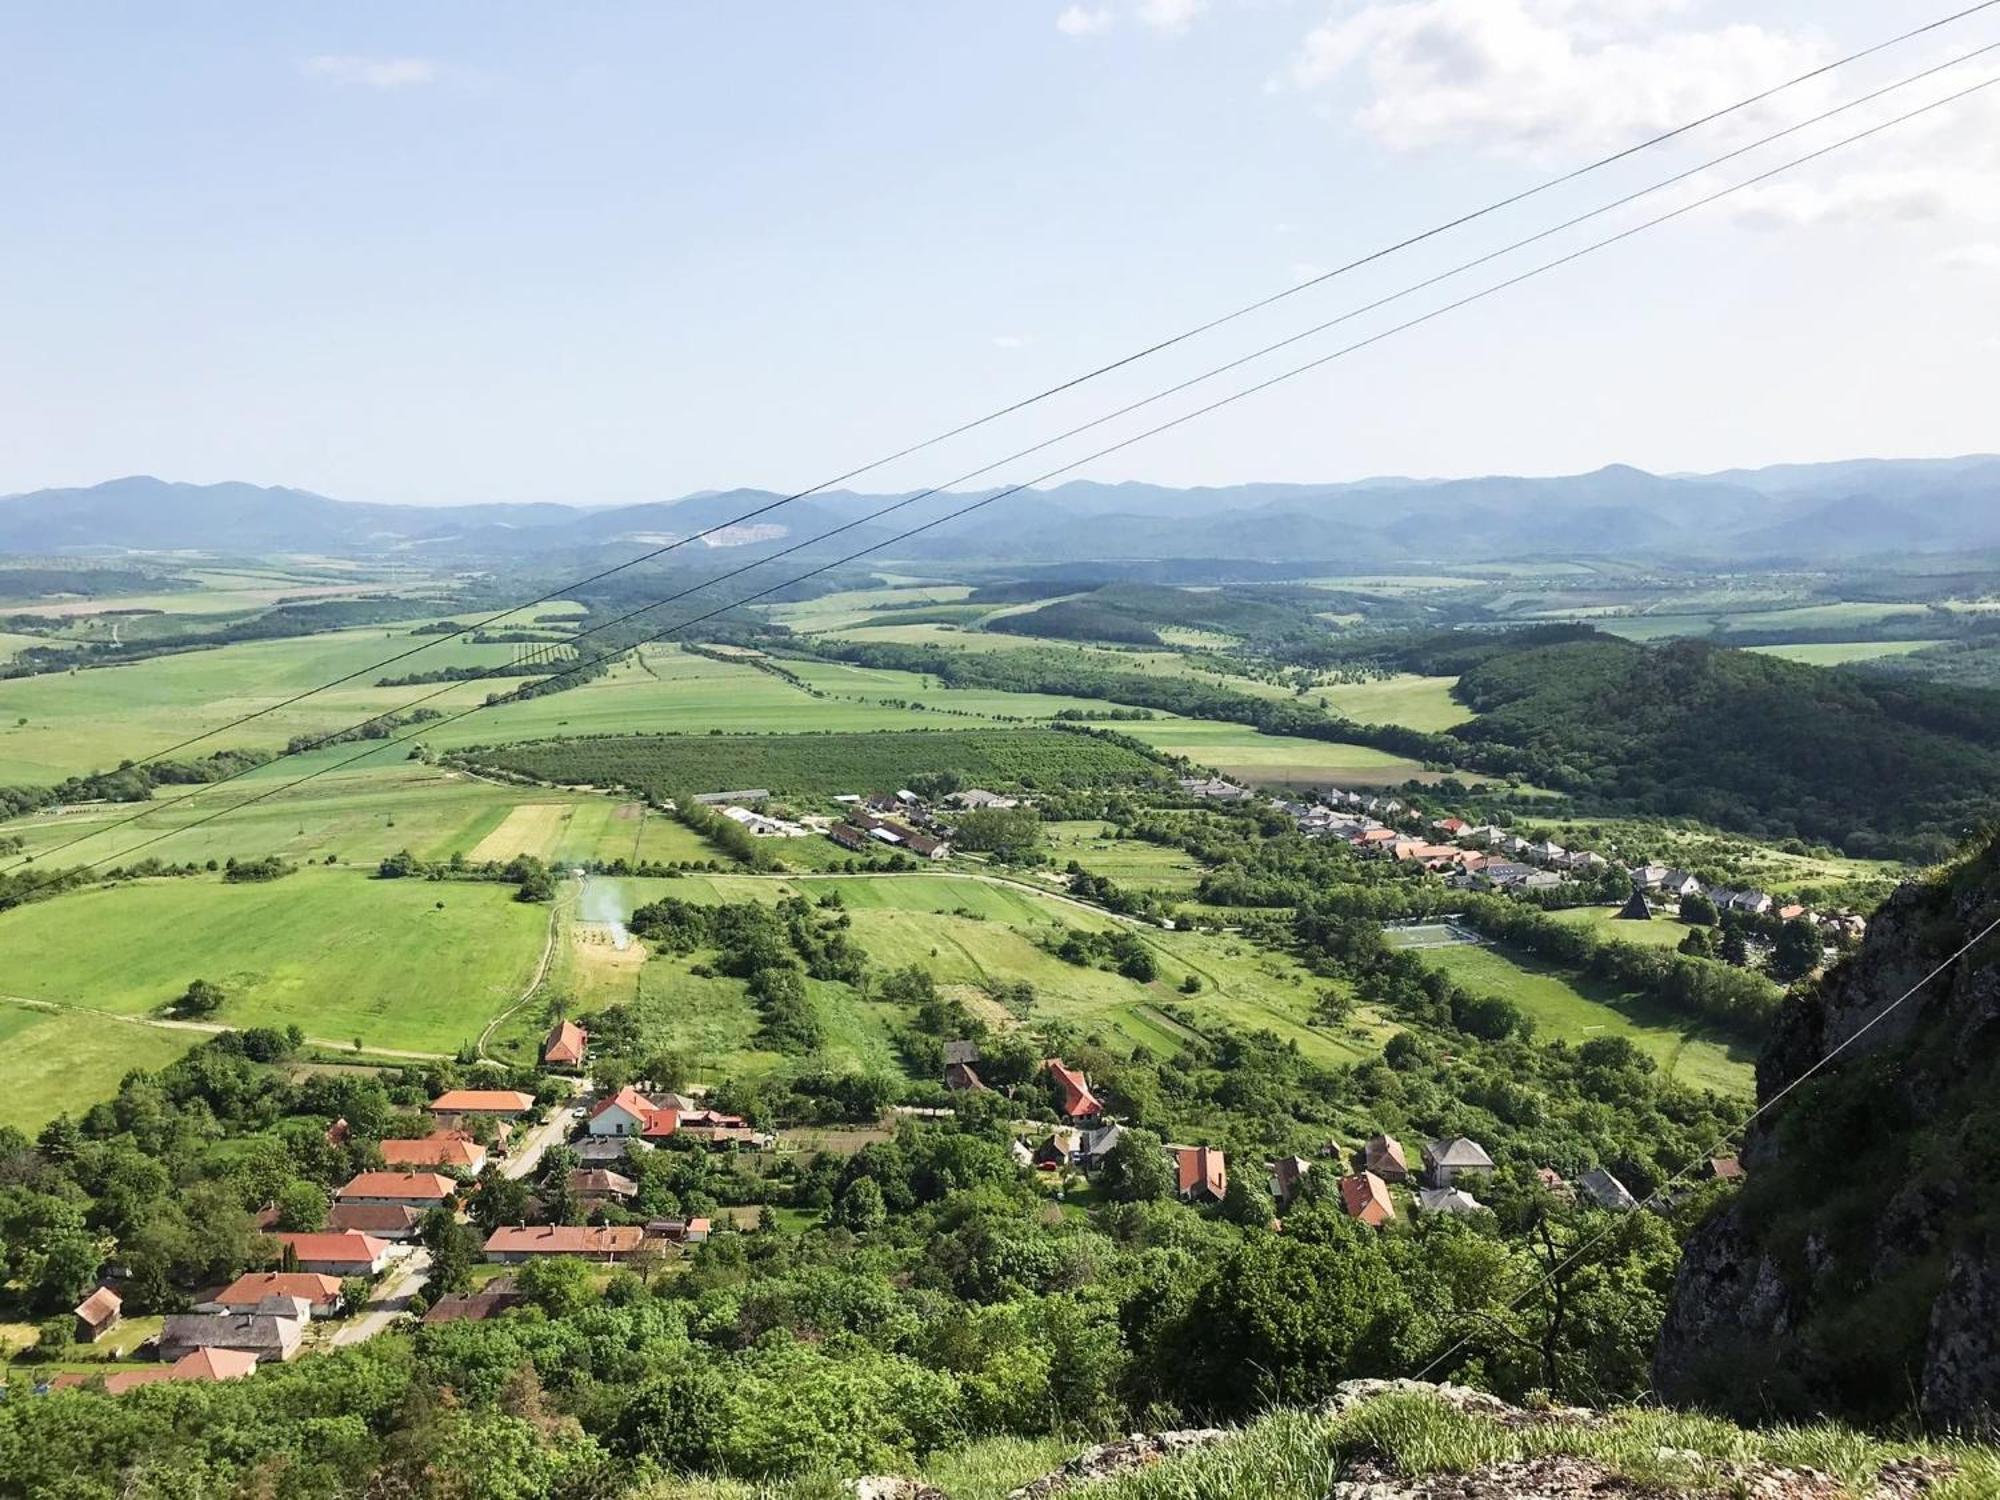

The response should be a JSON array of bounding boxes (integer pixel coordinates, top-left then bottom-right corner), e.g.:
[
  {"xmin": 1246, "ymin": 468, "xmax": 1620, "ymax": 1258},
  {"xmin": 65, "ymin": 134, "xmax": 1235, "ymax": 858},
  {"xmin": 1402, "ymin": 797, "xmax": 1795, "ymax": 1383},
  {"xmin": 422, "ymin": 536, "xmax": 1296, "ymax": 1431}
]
[
  {"xmin": 0, "ymin": 1002, "xmax": 201, "ymax": 1132},
  {"xmin": 0, "ymin": 867, "xmax": 550, "ymax": 1061},
  {"xmin": 1315, "ymin": 673, "xmax": 1469, "ymax": 732},
  {"xmin": 504, "ymin": 870, "xmax": 1392, "ymax": 1078},
  {"xmin": 1115, "ymin": 719, "xmax": 1431, "ymax": 787},
  {"xmin": 459, "ymin": 727, "xmax": 1173, "ymax": 799},
  {"xmin": 1412, "ymin": 940, "xmax": 1753, "ymax": 1094}
]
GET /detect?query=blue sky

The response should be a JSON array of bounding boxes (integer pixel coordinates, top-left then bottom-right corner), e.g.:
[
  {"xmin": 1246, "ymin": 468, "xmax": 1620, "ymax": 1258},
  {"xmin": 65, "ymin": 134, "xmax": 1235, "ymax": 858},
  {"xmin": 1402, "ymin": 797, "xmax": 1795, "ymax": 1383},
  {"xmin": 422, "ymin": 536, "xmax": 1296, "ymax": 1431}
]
[{"xmin": 3, "ymin": 1, "xmax": 1997, "ymax": 505}]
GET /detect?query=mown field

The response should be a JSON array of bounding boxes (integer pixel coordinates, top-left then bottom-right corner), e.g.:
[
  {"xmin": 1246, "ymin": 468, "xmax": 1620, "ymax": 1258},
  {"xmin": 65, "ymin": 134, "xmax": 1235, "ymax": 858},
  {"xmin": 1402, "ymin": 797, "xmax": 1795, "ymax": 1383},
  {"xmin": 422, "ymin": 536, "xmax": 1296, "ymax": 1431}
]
[
  {"xmin": 0, "ymin": 1002, "xmax": 201, "ymax": 1132},
  {"xmin": 1413, "ymin": 940, "xmax": 1753, "ymax": 1094},
  {"xmin": 462, "ymin": 727, "xmax": 1172, "ymax": 799},
  {"xmin": 0, "ymin": 867, "xmax": 550, "ymax": 1060},
  {"xmin": 1748, "ymin": 640, "xmax": 1946, "ymax": 665},
  {"xmin": 0, "ymin": 622, "xmax": 532, "ymax": 784},
  {"xmin": 513, "ymin": 870, "xmax": 1392, "ymax": 1079},
  {"xmin": 0, "ymin": 758, "xmax": 721, "ymax": 872},
  {"xmin": 1315, "ymin": 674, "xmax": 1468, "ymax": 733},
  {"xmin": 1115, "ymin": 719, "xmax": 1431, "ymax": 787}
]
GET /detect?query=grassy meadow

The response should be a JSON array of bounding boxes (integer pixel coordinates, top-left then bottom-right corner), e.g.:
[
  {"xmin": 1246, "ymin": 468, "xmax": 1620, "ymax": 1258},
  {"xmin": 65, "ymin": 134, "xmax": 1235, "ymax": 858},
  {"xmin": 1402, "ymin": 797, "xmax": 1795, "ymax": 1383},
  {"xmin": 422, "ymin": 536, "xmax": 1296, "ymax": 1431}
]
[
  {"xmin": 1413, "ymin": 940, "xmax": 1753, "ymax": 1094},
  {"xmin": 0, "ymin": 1003, "xmax": 201, "ymax": 1132},
  {"xmin": 0, "ymin": 867, "xmax": 550, "ymax": 1056},
  {"xmin": 1116, "ymin": 719, "xmax": 1431, "ymax": 787},
  {"xmin": 520, "ymin": 870, "xmax": 1391, "ymax": 1078}
]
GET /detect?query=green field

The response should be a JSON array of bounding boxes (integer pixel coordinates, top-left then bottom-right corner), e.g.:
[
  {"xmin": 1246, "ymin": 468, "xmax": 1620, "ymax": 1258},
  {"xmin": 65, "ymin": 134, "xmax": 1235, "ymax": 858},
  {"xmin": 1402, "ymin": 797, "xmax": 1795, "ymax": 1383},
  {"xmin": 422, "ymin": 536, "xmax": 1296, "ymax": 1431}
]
[
  {"xmin": 1043, "ymin": 821, "xmax": 1208, "ymax": 891},
  {"xmin": 1116, "ymin": 719, "xmax": 1429, "ymax": 787},
  {"xmin": 0, "ymin": 867, "xmax": 550, "ymax": 1056},
  {"xmin": 537, "ymin": 871, "xmax": 1388, "ymax": 1076},
  {"xmin": 0, "ymin": 1002, "xmax": 201, "ymax": 1131},
  {"xmin": 1748, "ymin": 640, "xmax": 1946, "ymax": 665},
  {"xmin": 464, "ymin": 727, "xmax": 1172, "ymax": 800},
  {"xmin": 1548, "ymin": 904, "xmax": 1697, "ymax": 949},
  {"xmin": 0, "ymin": 623, "xmax": 532, "ymax": 784},
  {"xmin": 1415, "ymin": 941, "xmax": 1752, "ymax": 1094},
  {"xmin": 1317, "ymin": 674, "xmax": 1469, "ymax": 733}
]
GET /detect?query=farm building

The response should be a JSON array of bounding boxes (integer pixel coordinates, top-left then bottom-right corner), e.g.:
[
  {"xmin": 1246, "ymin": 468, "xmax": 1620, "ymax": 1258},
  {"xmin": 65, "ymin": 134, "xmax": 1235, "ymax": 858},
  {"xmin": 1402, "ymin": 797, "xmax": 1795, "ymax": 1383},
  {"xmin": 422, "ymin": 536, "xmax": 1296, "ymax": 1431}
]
[
  {"xmin": 484, "ymin": 1225, "xmax": 644, "ymax": 1263},
  {"xmin": 542, "ymin": 1020, "xmax": 589, "ymax": 1069},
  {"xmin": 335, "ymin": 1171, "xmax": 457, "ymax": 1209},
  {"xmin": 73, "ymin": 1286, "xmax": 123, "ymax": 1344},
  {"xmin": 430, "ymin": 1089, "xmax": 536, "ymax": 1119},
  {"xmin": 159, "ymin": 1311, "xmax": 305, "ymax": 1364},
  {"xmin": 273, "ymin": 1231, "xmax": 393, "ymax": 1277}
]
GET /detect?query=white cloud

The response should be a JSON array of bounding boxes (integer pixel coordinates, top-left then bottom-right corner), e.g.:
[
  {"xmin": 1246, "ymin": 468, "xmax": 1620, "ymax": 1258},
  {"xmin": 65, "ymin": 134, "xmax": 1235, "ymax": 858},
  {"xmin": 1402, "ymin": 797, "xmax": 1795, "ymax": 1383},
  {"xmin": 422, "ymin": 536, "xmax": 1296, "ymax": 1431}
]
[
  {"xmin": 1136, "ymin": 0, "xmax": 1205, "ymax": 34},
  {"xmin": 1938, "ymin": 243, "xmax": 2000, "ymax": 272},
  {"xmin": 1724, "ymin": 92, "xmax": 2000, "ymax": 232},
  {"xmin": 1287, "ymin": 0, "xmax": 1824, "ymax": 160},
  {"xmin": 303, "ymin": 55, "xmax": 437, "ymax": 90},
  {"xmin": 1056, "ymin": 0, "xmax": 1204, "ymax": 38},
  {"xmin": 1056, "ymin": 5, "xmax": 1115, "ymax": 36}
]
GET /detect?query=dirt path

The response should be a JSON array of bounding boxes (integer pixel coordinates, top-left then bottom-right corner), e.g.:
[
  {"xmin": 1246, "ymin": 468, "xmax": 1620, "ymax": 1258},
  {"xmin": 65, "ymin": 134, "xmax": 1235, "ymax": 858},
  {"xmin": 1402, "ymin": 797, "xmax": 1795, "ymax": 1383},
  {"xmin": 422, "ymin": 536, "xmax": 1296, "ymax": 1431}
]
[
  {"xmin": 0, "ymin": 993, "xmax": 451, "ymax": 1061},
  {"xmin": 475, "ymin": 877, "xmax": 573, "ymax": 1062}
]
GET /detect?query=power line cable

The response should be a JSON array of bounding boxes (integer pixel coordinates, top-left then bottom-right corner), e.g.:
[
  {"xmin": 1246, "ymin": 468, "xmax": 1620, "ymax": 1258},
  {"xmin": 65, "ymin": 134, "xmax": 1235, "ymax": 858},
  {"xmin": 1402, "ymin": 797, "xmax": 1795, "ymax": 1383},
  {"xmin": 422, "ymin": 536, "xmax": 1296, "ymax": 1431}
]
[
  {"xmin": 1409, "ymin": 908, "xmax": 2000, "ymax": 1387},
  {"xmin": 57, "ymin": 0, "xmax": 2000, "ymax": 782},
  {"xmin": 13, "ymin": 73, "xmax": 1994, "ymax": 888},
  {"xmin": 14, "ymin": 50, "xmax": 1992, "ymax": 878}
]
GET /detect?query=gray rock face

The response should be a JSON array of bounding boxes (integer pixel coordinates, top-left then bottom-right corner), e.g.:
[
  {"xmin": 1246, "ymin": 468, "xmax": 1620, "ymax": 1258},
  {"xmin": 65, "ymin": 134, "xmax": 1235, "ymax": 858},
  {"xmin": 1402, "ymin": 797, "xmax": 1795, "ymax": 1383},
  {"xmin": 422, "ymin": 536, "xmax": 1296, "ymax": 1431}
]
[
  {"xmin": 1922, "ymin": 1237, "xmax": 2000, "ymax": 1439},
  {"xmin": 1653, "ymin": 866, "xmax": 2000, "ymax": 1431}
]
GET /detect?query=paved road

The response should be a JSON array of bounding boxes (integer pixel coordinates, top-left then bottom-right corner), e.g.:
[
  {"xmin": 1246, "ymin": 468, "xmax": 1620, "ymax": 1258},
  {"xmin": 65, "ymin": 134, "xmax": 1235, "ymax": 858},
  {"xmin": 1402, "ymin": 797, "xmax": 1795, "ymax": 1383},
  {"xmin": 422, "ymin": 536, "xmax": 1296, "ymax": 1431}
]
[
  {"xmin": 333, "ymin": 1247, "xmax": 432, "ymax": 1346},
  {"xmin": 503, "ymin": 1095, "xmax": 585, "ymax": 1181}
]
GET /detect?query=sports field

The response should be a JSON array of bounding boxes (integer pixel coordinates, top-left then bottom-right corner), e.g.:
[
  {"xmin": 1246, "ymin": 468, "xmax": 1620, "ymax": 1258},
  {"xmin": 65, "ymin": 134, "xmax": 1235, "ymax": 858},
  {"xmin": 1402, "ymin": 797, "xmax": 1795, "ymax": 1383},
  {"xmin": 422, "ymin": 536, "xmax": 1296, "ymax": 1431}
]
[
  {"xmin": 1414, "ymin": 942, "xmax": 1752, "ymax": 1094},
  {"xmin": 0, "ymin": 867, "xmax": 550, "ymax": 1055}
]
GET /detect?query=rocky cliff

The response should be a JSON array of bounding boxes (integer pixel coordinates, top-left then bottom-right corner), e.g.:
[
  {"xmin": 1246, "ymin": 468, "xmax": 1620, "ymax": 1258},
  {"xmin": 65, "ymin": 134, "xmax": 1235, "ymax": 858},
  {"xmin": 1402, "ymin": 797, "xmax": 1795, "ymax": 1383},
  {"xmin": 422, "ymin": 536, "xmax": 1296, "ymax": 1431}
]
[{"xmin": 1654, "ymin": 838, "xmax": 2000, "ymax": 1433}]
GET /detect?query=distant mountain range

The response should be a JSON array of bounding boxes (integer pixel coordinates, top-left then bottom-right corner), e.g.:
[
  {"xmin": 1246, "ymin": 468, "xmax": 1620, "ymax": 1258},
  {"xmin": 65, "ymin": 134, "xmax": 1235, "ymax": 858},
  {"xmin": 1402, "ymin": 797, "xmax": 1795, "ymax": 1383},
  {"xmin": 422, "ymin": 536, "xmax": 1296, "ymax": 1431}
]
[{"xmin": 4, "ymin": 457, "xmax": 1997, "ymax": 567}]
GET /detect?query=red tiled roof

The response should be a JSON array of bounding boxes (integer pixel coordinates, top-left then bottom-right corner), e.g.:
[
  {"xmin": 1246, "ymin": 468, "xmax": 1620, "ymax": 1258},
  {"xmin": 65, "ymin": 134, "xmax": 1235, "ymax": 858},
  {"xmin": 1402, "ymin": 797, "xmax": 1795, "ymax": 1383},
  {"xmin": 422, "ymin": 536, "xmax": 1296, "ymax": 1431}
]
[
  {"xmin": 327, "ymin": 1202, "xmax": 423, "ymax": 1235},
  {"xmin": 431, "ymin": 1089, "xmax": 534, "ymax": 1114},
  {"xmin": 172, "ymin": 1347, "xmax": 261, "ymax": 1382},
  {"xmin": 1045, "ymin": 1058, "xmax": 1103, "ymax": 1119},
  {"xmin": 543, "ymin": 1020, "xmax": 588, "ymax": 1065},
  {"xmin": 483, "ymin": 1224, "xmax": 643, "ymax": 1256},
  {"xmin": 1339, "ymin": 1171, "xmax": 1395, "ymax": 1227},
  {"xmin": 274, "ymin": 1231, "xmax": 388, "ymax": 1267},
  {"xmin": 1174, "ymin": 1145, "xmax": 1227, "ymax": 1201},
  {"xmin": 336, "ymin": 1171, "xmax": 456, "ymax": 1202},
  {"xmin": 213, "ymin": 1272, "xmax": 343, "ymax": 1310},
  {"xmin": 378, "ymin": 1135, "xmax": 485, "ymax": 1169},
  {"xmin": 588, "ymin": 1086, "xmax": 653, "ymax": 1123}
]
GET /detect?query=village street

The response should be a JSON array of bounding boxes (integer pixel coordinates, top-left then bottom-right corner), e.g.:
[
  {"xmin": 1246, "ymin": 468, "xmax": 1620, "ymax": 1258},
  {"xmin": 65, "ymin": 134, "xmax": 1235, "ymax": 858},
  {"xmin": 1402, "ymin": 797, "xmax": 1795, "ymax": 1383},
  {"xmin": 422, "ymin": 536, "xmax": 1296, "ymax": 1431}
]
[{"xmin": 333, "ymin": 1247, "xmax": 431, "ymax": 1348}]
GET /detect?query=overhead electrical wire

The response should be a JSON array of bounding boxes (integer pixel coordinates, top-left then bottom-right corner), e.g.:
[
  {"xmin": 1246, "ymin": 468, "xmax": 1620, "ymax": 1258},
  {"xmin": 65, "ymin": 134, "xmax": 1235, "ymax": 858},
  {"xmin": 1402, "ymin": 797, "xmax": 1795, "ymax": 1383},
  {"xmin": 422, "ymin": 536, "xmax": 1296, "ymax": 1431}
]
[
  {"xmin": 1409, "ymin": 909, "xmax": 2000, "ymax": 1387},
  {"xmin": 56, "ymin": 0, "xmax": 2000, "ymax": 784},
  {"xmin": 12, "ymin": 71, "xmax": 1995, "ymax": 889}
]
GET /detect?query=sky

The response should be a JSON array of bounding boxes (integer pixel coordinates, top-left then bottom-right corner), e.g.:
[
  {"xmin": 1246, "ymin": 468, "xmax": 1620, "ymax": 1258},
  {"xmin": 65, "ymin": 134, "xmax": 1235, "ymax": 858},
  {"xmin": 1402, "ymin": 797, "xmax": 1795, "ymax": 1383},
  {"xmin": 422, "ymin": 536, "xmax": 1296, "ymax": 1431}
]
[{"xmin": 3, "ymin": 0, "xmax": 1998, "ymax": 506}]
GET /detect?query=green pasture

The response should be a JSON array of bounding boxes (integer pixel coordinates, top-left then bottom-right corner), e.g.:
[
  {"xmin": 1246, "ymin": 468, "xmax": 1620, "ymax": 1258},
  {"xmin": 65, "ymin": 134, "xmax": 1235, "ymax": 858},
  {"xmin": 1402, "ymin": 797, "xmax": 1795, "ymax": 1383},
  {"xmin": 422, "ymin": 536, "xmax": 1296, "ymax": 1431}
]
[
  {"xmin": 0, "ymin": 1003, "xmax": 201, "ymax": 1132},
  {"xmin": 0, "ymin": 867, "xmax": 550, "ymax": 1055},
  {"xmin": 1316, "ymin": 674, "xmax": 1468, "ymax": 733},
  {"xmin": 571, "ymin": 871, "xmax": 1385, "ymax": 1069},
  {"xmin": 0, "ymin": 624, "xmax": 534, "ymax": 783},
  {"xmin": 1115, "ymin": 719, "xmax": 1430, "ymax": 787},
  {"xmin": 1042, "ymin": 821, "xmax": 1207, "ymax": 891},
  {"xmin": 1548, "ymin": 904, "xmax": 1696, "ymax": 949},
  {"xmin": 1748, "ymin": 640, "xmax": 1946, "ymax": 665},
  {"xmin": 1414, "ymin": 941, "xmax": 1752, "ymax": 1095}
]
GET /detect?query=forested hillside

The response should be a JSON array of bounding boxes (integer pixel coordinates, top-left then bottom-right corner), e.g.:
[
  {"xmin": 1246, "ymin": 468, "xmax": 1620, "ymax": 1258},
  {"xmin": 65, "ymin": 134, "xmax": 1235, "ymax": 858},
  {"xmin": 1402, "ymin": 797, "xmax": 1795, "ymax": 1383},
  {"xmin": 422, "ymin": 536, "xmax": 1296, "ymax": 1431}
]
[{"xmin": 1436, "ymin": 635, "xmax": 2000, "ymax": 861}]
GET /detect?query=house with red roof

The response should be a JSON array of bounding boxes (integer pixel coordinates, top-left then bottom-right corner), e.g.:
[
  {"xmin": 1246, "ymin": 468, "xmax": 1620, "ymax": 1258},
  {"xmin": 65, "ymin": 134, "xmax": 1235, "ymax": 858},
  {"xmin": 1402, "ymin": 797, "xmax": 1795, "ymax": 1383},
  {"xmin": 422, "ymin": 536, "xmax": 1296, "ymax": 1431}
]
[
  {"xmin": 588, "ymin": 1086, "xmax": 658, "ymax": 1137},
  {"xmin": 1170, "ymin": 1145, "xmax": 1228, "ymax": 1205},
  {"xmin": 1339, "ymin": 1171, "xmax": 1396, "ymax": 1228},
  {"xmin": 335, "ymin": 1171, "xmax": 457, "ymax": 1209},
  {"xmin": 327, "ymin": 1202, "xmax": 424, "ymax": 1240},
  {"xmin": 1045, "ymin": 1058, "xmax": 1103, "ymax": 1122},
  {"xmin": 204, "ymin": 1272, "xmax": 345, "ymax": 1318},
  {"xmin": 378, "ymin": 1133, "xmax": 487, "ymax": 1173},
  {"xmin": 273, "ymin": 1231, "xmax": 393, "ymax": 1277},
  {"xmin": 542, "ymin": 1019, "xmax": 589, "ymax": 1070},
  {"xmin": 430, "ymin": 1089, "xmax": 536, "ymax": 1118},
  {"xmin": 484, "ymin": 1224, "xmax": 645, "ymax": 1263},
  {"xmin": 53, "ymin": 1346, "xmax": 261, "ymax": 1396}
]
